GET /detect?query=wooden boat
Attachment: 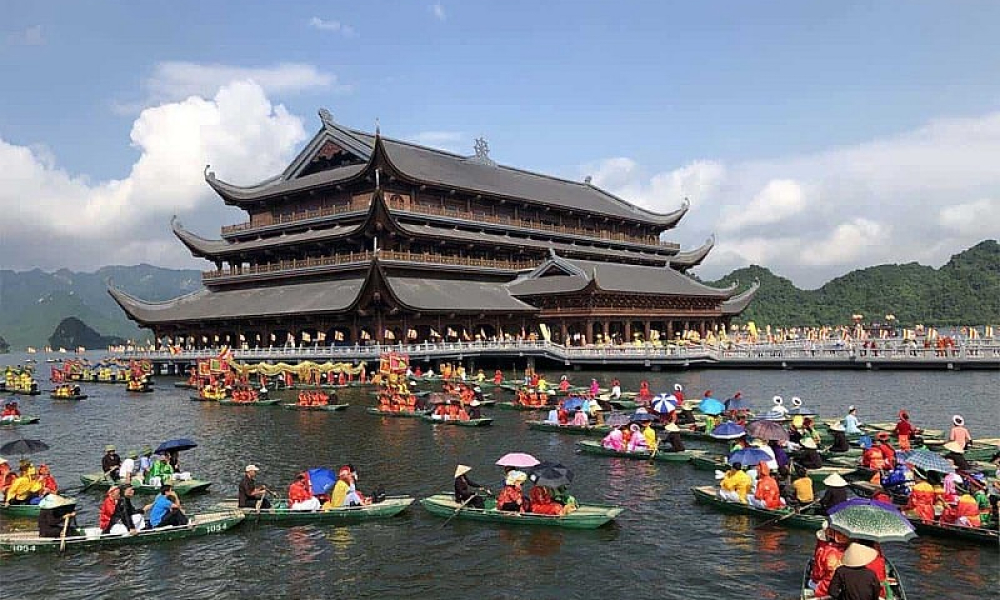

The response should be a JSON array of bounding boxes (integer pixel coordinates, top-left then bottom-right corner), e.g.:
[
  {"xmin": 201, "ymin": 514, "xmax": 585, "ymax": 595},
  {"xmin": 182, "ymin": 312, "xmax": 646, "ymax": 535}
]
[
  {"xmin": 690, "ymin": 485, "xmax": 824, "ymax": 530},
  {"xmin": 0, "ymin": 498, "xmax": 76, "ymax": 518},
  {"xmin": 368, "ymin": 390, "xmax": 431, "ymax": 398},
  {"xmin": 421, "ymin": 415, "xmax": 493, "ymax": 427},
  {"xmin": 0, "ymin": 416, "xmax": 40, "ymax": 426},
  {"xmin": 189, "ymin": 395, "xmax": 217, "ymax": 402},
  {"xmin": 687, "ymin": 455, "xmax": 858, "ymax": 487},
  {"xmin": 78, "ymin": 474, "xmax": 212, "ymax": 496},
  {"xmin": 49, "ymin": 393, "xmax": 87, "ymax": 400},
  {"xmin": 909, "ymin": 517, "xmax": 999, "ymax": 546},
  {"xmin": 527, "ymin": 421, "xmax": 610, "ymax": 436},
  {"xmin": 420, "ymin": 493, "xmax": 623, "ymax": 529},
  {"xmin": 366, "ymin": 408, "xmax": 430, "ymax": 418},
  {"xmin": 218, "ymin": 496, "xmax": 414, "ymax": 523},
  {"xmin": 217, "ymin": 398, "xmax": 281, "ymax": 406},
  {"xmin": 799, "ymin": 557, "xmax": 908, "ymax": 600},
  {"xmin": 575, "ymin": 440, "xmax": 703, "ymax": 463},
  {"xmin": 0, "ymin": 510, "xmax": 244, "ymax": 554},
  {"xmin": 281, "ymin": 403, "xmax": 350, "ymax": 411},
  {"xmin": 173, "ymin": 381, "xmax": 198, "ymax": 389},
  {"xmin": 5, "ymin": 389, "xmax": 41, "ymax": 396},
  {"xmin": 496, "ymin": 401, "xmax": 556, "ymax": 412},
  {"xmin": 924, "ymin": 438, "xmax": 1000, "ymax": 462},
  {"xmin": 126, "ymin": 386, "xmax": 154, "ymax": 394}
]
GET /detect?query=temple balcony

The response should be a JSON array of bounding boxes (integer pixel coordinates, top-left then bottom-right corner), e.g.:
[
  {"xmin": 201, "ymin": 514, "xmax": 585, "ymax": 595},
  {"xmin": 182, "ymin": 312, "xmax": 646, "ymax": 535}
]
[{"xmin": 220, "ymin": 197, "xmax": 371, "ymax": 237}]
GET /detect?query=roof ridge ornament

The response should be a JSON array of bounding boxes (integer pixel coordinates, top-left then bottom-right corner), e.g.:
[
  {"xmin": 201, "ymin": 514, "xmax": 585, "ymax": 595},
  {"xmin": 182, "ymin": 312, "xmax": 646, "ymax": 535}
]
[
  {"xmin": 318, "ymin": 108, "xmax": 334, "ymax": 126},
  {"xmin": 471, "ymin": 137, "xmax": 495, "ymax": 166}
]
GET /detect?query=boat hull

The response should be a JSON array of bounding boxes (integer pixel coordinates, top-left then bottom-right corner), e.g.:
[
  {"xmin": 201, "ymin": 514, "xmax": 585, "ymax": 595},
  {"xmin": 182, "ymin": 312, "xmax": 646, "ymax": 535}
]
[
  {"xmin": 365, "ymin": 408, "xmax": 430, "ymax": 418},
  {"xmin": 575, "ymin": 440, "xmax": 701, "ymax": 463},
  {"xmin": 420, "ymin": 494, "xmax": 622, "ymax": 529},
  {"xmin": 221, "ymin": 496, "xmax": 414, "ymax": 523},
  {"xmin": 217, "ymin": 399, "xmax": 281, "ymax": 406},
  {"xmin": 0, "ymin": 416, "xmax": 40, "ymax": 426},
  {"xmin": 281, "ymin": 403, "xmax": 350, "ymax": 411},
  {"xmin": 422, "ymin": 416, "xmax": 493, "ymax": 427},
  {"xmin": 79, "ymin": 474, "xmax": 212, "ymax": 496},
  {"xmin": 49, "ymin": 394, "xmax": 87, "ymax": 401},
  {"xmin": 0, "ymin": 498, "xmax": 76, "ymax": 518},
  {"xmin": 690, "ymin": 485, "xmax": 824, "ymax": 530}
]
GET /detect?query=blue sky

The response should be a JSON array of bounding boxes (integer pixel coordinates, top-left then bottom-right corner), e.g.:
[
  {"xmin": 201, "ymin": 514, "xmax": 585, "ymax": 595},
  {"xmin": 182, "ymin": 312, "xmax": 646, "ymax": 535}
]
[{"xmin": 2, "ymin": 1, "xmax": 998, "ymax": 286}]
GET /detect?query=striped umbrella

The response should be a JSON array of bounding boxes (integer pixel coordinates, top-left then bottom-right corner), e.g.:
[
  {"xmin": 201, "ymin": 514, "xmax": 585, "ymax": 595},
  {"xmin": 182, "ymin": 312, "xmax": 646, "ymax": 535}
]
[
  {"xmin": 897, "ymin": 449, "xmax": 956, "ymax": 474},
  {"xmin": 828, "ymin": 498, "xmax": 917, "ymax": 543},
  {"xmin": 710, "ymin": 421, "xmax": 746, "ymax": 440}
]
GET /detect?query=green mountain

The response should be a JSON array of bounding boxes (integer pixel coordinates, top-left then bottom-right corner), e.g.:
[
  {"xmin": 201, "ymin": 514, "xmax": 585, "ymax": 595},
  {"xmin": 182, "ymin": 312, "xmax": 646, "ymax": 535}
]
[
  {"xmin": 709, "ymin": 240, "xmax": 1000, "ymax": 326},
  {"xmin": 48, "ymin": 317, "xmax": 126, "ymax": 350},
  {"xmin": 0, "ymin": 264, "xmax": 201, "ymax": 349}
]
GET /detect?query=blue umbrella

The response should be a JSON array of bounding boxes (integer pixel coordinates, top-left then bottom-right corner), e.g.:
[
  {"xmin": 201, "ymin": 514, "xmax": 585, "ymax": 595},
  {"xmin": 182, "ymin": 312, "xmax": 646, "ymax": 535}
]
[
  {"xmin": 699, "ymin": 397, "xmax": 725, "ymax": 415},
  {"xmin": 897, "ymin": 449, "xmax": 956, "ymax": 474},
  {"xmin": 307, "ymin": 467, "xmax": 338, "ymax": 494},
  {"xmin": 726, "ymin": 396, "xmax": 752, "ymax": 412},
  {"xmin": 630, "ymin": 411, "xmax": 655, "ymax": 422},
  {"xmin": 605, "ymin": 412, "xmax": 631, "ymax": 427},
  {"xmin": 652, "ymin": 395, "xmax": 676, "ymax": 414},
  {"xmin": 154, "ymin": 438, "xmax": 198, "ymax": 454},
  {"xmin": 711, "ymin": 422, "xmax": 746, "ymax": 440},
  {"xmin": 728, "ymin": 447, "xmax": 772, "ymax": 466},
  {"xmin": 562, "ymin": 397, "xmax": 584, "ymax": 411}
]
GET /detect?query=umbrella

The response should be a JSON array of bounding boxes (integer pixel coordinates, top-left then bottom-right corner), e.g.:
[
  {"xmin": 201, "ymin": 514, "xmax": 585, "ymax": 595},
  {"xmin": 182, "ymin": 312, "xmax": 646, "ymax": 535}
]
[
  {"xmin": 896, "ymin": 449, "xmax": 956, "ymax": 474},
  {"xmin": 630, "ymin": 412, "xmax": 655, "ymax": 422},
  {"xmin": 562, "ymin": 397, "xmax": 584, "ymax": 412},
  {"xmin": 728, "ymin": 447, "xmax": 772, "ymax": 466},
  {"xmin": 528, "ymin": 461, "xmax": 574, "ymax": 488},
  {"xmin": 711, "ymin": 422, "xmax": 746, "ymax": 440},
  {"xmin": 652, "ymin": 396, "xmax": 676, "ymax": 414},
  {"xmin": 307, "ymin": 467, "xmax": 338, "ymax": 494},
  {"xmin": 786, "ymin": 407, "xmax": 816, "ymax": 416},
  {"xmin": 726, "ymin": 396, "xmax": 752, "ymax": 412},
  {"xmin": 605, "ymin": 412, "xmax": 631, "ymax": 427},
  {"xmin": 0, "ymin": 438, "xmax": 50, "ymax": 456},
  {"xmin": 746, "ymin": 420, "xmax": 790, "ymax": 442},
  {"xmin": 699, "ymin": 398, "xmax": 725, "ymax": 415},
  {"xmin": 758, "ymin": 410, "xmax": 789, "ymax": 421},
  {"xmin": 827, "ymin": 498, "xmax": 917, "ymax": 543},
  {"xmin": 154, "ymin": 438, "xmax": 198, "ymax": 454},
  {"xmin": 496, "ymin": 452, "xmax": 540, "ymax": 468}
]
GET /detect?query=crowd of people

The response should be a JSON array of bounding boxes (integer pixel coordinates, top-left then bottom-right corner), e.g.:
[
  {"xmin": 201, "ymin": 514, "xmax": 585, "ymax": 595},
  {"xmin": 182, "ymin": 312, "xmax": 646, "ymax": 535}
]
[
  {"xmin": 1, "ymin": 459, "xmax": 58, "ymax": 505},
  {"xmin": 1, "ymin": 401, "xmax": 23, "ymax": 421}
]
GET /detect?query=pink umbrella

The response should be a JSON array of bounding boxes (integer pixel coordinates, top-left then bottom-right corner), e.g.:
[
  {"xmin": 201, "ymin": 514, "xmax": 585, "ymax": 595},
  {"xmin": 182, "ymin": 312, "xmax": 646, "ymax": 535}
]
[{"xmin": 495, "ymin": 452, "xmax": 540, "ymax": 468}]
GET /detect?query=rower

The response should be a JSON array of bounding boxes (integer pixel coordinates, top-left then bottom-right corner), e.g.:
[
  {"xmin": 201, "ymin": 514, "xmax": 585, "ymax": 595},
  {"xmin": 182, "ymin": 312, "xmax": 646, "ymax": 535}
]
[
  {"xmin": 818, "ymin": 473, "xmax": 849, "ymax": 515},
  {"xmin": 663, "ymin": 423, "xmax": 685, "ymax": 452},
  {"xmin": 827, "ymin": 422, "xmax": 850, "ymax": 453},
  {"xmin": 238, "ymin": 464, "xmax": 270, "ymax": 509},
  {"xmin": 453, "ymin": 465, "xmax": 486, "ymax": 509},
  {"xmin": 942, "ymin": 441, "xmax": 971, "ymax": 472},
  {"xmin": 796, "ymin": 437, "xmax": 824, "ymax": 469},
  {"xmin": 102, "ymin": 445, "xmax": 122, "ymax": 482},
  {"xmin": 37, "ymin": 494, "xmax": 77, "ymax": 538}
]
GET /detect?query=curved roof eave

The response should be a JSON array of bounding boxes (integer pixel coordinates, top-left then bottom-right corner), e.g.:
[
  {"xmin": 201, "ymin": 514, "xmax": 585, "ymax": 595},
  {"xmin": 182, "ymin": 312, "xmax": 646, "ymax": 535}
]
[
  {"xmin": 670, "ymin": 234, "xmax": 715, "ymax": 269},
  {"xmin": 205, "ymin": 161, "xmax": 371, "ymax": 205},
  {"xmin": 721, "ymin": 280, "xmax": 760, "ymax": 315}
]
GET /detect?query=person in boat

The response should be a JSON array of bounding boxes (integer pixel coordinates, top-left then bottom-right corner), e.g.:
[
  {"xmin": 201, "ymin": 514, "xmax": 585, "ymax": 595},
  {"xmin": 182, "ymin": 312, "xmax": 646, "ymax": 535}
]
[
  {"xmin": 166, "ymin": 449, "xmax": 181, "ymax": 472},
  {"xmin": 873, "ymin": 433, "xmax": 896, "ymax": 469},
  {"xmin": 948, "ymin": 414, "xmax": 973, "ymax": 449},
  {"xmin": 797, "ymin": 437, "xmax": 824, "ymax": 469},
  {"xmin": 893, "ymin": 410, "xmax": 920, "ymax": 451},
  {"xmin": 6, "ymin": 462, "xmax": 42, "ymax": 505},
  {"xmin": 904, "ymin": 468, "xmax": 936, "ymax": 522},
  {"xmin": 941, "ymin": 491, "xmax": 982, "ymax": 527},
  {"xmin": 453, "ymin": 465, "xmax": 487, "ymax": 509},
  {"xmin": 0, "ymin": 402, "xmax": 18, "ymax": 421},
  {"xmin": 493, "ymin": 369, "xmax": 503, "ymax": 385},
  {"xmin": 529, "ymin": 485, "xmax": 564, "ymax": 516},
  {"xmin": 771, "ymin": 395, "xmax": 789, "ymax": 418},
  {"xmin": 801, "ymin": 417, "xmax": 822, "ymax": 446},
  {"xmin": 0, "ymin": 459, "xmax": 14, "ymax": 497},
  {"xmin": 107, "ymin": 483, "xmax": 144, "ymax": 534},
  {"xmin": 36, "ymin": 464, "xmax": 58, "ymax": 495},
  {"xmin": 496, "ymin": 470, "xmax": 527, "ymax": 512},
  {"xmin": 238, "ymin": 464, "xmax": 270, "ymax": 509},
  {"xmin": 472, "ymin": 386, "xmax": 485, "ymax": 404},
  {"xmin": 475, "ymin": 369, "xmax": 486, "ymax": 384},
  {"xmin": 138, "ymin": 447, "xmax": 153, "ymax": 483},
  {"xmin": 608, "ymin": 377, "xmax": 621, "ymax": 399},
  {"xmin": 544, "ymin": 406, "xmax": 560, "ymax": 424},
  {"xmin": 662, "ymin": 422, "xmax": 685, "ymax": 452},
  {"xmin": 119, "ymin": 450, "xmax": 139, "ymax": 483},
  {"xmin": 719, "ymin": 462, "xmax": 752, "ymax": 504},
  {"xmin": 589, "ymin": 379, "xmax": 600, "ymax": 397},
  {"xmin": 827, "ymin": 542, "xmax": 881, "ymax": 600},
  {"xmin": 642, "ymin": 420, "xmax": 657, "ymax": 450},
  {"xmin": 750, "ymin": 461, "xmax": 783, "ymax": 510},
  {"xmin": 602, "ymin": 426, "xmax": 626, "ymax": 452},
  {"xmin": 553, "ymin": 485, "xmax": 578, "ymax": 513},
  {"xmin": 325, "ymin": 466, "xmax": 370, "ymax": 508},
  {"xmin": 861, "ymin": 443, "xmax": 886, "ymax": 474},
  {"xmin": 818, "ymin": 473, "xmax": 850, "ymax": 516},
  {"xmin": 288, "ymin": 472, "xmax": 321, "ymax": 511},
  {"xmin": 149, "ymin": 455, "xmax": 174, "ymax": 486},
  {"xmin": 559, "ymin": 375, "xmax": 572, "ymax": 393},
  {"xmin": 146, "ymin": 484, "xmax": 189, "ymax": 528},
  {"xmin": 468, "ymin": 399, "xmax": 482, "ymax": 420},
  {"xmin": 626, "ymin": 424, "xmax": 649, "ymax": 453},
  {"xmin": 808, "ymin": 523, "xmax": 848, "ymax": 598},
  {"xmin": 37, "ymin": 494, "xmax": 77, "ymax": 538},
  {"xmin": 769, "ymin": 440, "xmax": 790, "ymax": 470},
  {"xmin": 942, "ymin": 441, "xmax": 971, "ymax": 472},
  {"xmin": 787, "ymin": 465, "xmax": 815, "ymax": 508},
  {"xmin": 99, "ymin": 485, "xmax": 122, "ymax": 532},
  {"xmin": 828, "ymin": 422, "xmax": 851, "ymax": 453},
  {"xmin": 102, "ymin": 445, "xmax": 122, "ymax": 482},
  {"xmin": 843, "ymin": 406, "xmax": 863, "ymax": 436},
  {"xmin": 570, "ymin": 407, "xmax": 589, "ymax": 427}
]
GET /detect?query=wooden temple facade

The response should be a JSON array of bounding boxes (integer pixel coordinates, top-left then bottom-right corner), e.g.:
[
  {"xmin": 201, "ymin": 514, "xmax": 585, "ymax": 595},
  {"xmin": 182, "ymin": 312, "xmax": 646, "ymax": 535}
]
[{"xmin": 110, "ymin": 109, "xmax": 757, "ymax": 349}]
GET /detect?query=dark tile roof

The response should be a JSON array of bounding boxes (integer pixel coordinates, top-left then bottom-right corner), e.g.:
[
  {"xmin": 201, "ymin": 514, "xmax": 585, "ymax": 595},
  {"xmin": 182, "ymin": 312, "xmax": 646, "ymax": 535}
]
[
  {"xmin": 109, "ymin": 278, "xmax": 366, "ymax": 324},
  {"xmin": 385, "ymin": 276, "xmax": 537, "ymax": 312},
  {"xmin": 670, "ymin": 236, "xmax": 715, "ymax": 269},
  {"xmin": 721, "ymin": 281, "xmax": 760, "ymax": 315},
  {"xmin": 173, "ymin": 217, "xmax": 362, "ymax": 258}
]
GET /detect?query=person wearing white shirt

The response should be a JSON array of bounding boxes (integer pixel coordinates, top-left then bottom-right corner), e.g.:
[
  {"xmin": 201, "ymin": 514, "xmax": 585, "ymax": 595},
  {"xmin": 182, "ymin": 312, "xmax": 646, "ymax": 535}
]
[
  {"xmin": 118, "ymin": 451, "xmax": 137, "ymax": 482},
  {"xmin": 844, "ymin": 406, "xmax": 863, "ymax": 435}
]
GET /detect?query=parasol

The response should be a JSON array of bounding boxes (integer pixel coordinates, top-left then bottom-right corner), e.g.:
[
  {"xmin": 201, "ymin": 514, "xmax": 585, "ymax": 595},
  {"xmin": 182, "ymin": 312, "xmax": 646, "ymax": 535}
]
[
  {"xmin": 746, "ymin": 420, "xmax": 790, "ymax": 442},
  {"xmin": 495, "ymin": 452, "xmax": 540, "ymax": 468},
  {"xmin": 827, "ymin": 498, "xmax": 917, "ymax": 543},
  {"xmin": 604, "ymin": 412, "xmax": 631, "ymax": 427},
  {"xmin": 0, "ymin": 438, "xmax": 50, "ymax": 456},
  {"xmin": 710, "ymin": 422, "xmax": 746, "ymax": 440},
  {"xmin": 527, "ymin": 461, "xmax": 574, "ymax": 488},
  {"xmin": 652, "ymin": 395, "xmax": 676, "ymax": 414},
  {"xmin": 154, "ymin": 438, "xmax": 198, "ymax": 454},
  {"xmin": 562, "ymin": 397, "xmax": 584, "ymax": 412},
  {"xmin": 727, "ymin": 447, "xmax": 772, "ymax": 466},
  {"xmin": 699, "ymin": 398, "xmax": 725, "ymax": 415},
  {"xmin": 307, "ymin": 467, "xmax": 338, "ymax": 494},
  {"xmin": 896, "ymin": 449, "xmax": 956, "ymax": 474},
  {"xmin": 630, "ymin": 412, "xmax": 655, "ymax": 422}
]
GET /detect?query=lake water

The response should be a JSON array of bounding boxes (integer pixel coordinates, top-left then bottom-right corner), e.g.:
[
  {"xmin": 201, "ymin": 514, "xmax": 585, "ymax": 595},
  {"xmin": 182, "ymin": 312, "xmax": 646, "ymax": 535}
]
[{"xmin": 0, "ymin": 356, "xmax": 996, "ymax": 600}]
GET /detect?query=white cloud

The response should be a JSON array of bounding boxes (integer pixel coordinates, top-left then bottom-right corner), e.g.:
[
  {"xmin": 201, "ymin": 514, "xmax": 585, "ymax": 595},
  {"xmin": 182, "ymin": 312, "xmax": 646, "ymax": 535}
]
[
  {"xmin": 0, "ymin": 81, "xmax": 308, "ymax": 270},
  {"xmin": 308, "ymin": 17, "xmax": 356, "ymax": 37},
  {"xmin": 430, "ymin": 3, "xmax": 446, "ymax": 21},
  {"xmin": 6, "ymin": 25, "xmax": 44, "ymax": 46},
  {"xmin": 589, "ymin": 111, "xmax": 1000, "ymax": 286},
  {"xmin": 407, "ymin": 131, "xmax": 466, "ymax": 154}
]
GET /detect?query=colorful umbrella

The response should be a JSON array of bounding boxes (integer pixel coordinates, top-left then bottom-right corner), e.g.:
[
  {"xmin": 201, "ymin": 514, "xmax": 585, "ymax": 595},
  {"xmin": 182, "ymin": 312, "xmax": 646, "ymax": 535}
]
[
  {"xmin": 699, "ymin": 398, "xmax": 725, "ymax": 415},
  {"xmin": 562, "ymin": 398, "xmax": 584, "ymax": 412},
  {"xmin": 711, "ymin": 422, "xmax": 746, "ymax": 440},
  {"xmin": 605, "ymin": 412, "xmax": 631, "ymax": 427},
  {"xmin": 528, "ymin": 461, "xmax": 574, "ymax": 488},
  {"xmin": 827, "ymin": 498, "xmax": 917, "ymax": 543},
  {"xmin": 896, "ymin": 449, "xmax": 956, "ymax": 474},
  {"xmin": 757, "ymin": 410, "xmax": 789, "ymax": 421},
  {"xmin": 746, "ymin": 420, "xmax": 790, "ymax": 442},
  {"xmin": 307, "ymin": 467, "xmax": 338, "ymax": 494},
  {"xmin": 495, "ymin": 452, "xmax": 540, "ymax": 468},
  {"xmin": 728, "ymin": 447, "xmax": 772, "ymax": 466},
  {"xmin": 652, "ymin": 396, "xmax": 676, "ymax": 414}
]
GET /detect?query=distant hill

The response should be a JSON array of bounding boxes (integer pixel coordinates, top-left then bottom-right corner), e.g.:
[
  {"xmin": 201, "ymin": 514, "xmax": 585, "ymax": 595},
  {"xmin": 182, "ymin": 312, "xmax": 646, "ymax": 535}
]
[
  {"xmin": 708, "ymin": 240, "xmax": 1000, "ymax": 326},
  {"xmin": 0, "ymin": 264, "xmax": 201, "ymax": 349},
  {"xmin": 0, "ymin": 335, "xmax": 8, "ymax": 353},
  {"xmin": 48, "ymin": 317, "xmax": 126, "ymax": 350}
]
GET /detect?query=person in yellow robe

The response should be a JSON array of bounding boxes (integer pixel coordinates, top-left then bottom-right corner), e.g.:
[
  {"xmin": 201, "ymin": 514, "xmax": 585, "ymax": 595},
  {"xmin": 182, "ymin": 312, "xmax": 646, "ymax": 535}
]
[{"xmin": 718, "ymin": 462, "xmax": 752, "ymax": 504}]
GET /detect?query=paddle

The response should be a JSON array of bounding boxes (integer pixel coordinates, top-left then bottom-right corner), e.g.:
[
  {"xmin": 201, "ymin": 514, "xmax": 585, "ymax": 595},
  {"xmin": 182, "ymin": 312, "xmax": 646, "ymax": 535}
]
[
  {"xmin": 753, "ymin": 499, "xmax": 819, "ymax": 529},
  {"xmin": 80, "ymin": 468, "xmax": 116, "ymax": 494},
  {"xmin": 58, "ymin": 513, "xmax": 71, "ymax": 553},
  {"xmin": 441, "ymin": 491, "xmax": 486, "ymax": 528},
  {"xmin": 253, "ymin": 486, "xmax": 269, "ymax": 526}
]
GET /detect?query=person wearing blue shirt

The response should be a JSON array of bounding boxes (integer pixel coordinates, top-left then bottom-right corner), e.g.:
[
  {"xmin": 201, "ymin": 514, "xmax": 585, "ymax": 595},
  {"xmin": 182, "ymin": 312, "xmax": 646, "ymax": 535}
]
[
  {"xmin": 843, "ymin": 406, "xmax": 863, "ymax": 436},
  {"xmin": 146, "ymin": 484, "xmax": 188, "ymax": 528}
]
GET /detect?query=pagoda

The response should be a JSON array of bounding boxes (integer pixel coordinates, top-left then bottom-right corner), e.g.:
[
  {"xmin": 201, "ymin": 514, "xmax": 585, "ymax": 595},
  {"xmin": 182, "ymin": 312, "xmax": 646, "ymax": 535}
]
[{"xmin": 110, "ymin": 109, "xmax": 757, "ymax": 348}]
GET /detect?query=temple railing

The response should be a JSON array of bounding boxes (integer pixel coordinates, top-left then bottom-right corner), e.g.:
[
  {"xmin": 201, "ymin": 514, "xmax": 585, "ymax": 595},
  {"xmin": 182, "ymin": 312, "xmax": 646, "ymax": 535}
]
[
  {"xmin": 378, "ymin": 250, "xmax": 535, "ymax": 271},
  {"xmin": 221, "ymin": 198, "xmax": 371, "ymax": 235}
]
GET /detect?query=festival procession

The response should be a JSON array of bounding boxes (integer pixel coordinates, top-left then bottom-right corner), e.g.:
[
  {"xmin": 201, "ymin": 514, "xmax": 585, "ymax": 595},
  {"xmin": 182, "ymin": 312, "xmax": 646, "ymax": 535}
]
[{"xmin": 0, "ymin": 347, "xmax": 997, "ymax": 600}]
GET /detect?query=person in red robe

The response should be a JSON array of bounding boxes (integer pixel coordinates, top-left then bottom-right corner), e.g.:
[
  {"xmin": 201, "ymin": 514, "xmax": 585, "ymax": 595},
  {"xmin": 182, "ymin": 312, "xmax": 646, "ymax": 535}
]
[{"xmin": 99, "ymin": 486, "xmax": 121, "ymax": 532}]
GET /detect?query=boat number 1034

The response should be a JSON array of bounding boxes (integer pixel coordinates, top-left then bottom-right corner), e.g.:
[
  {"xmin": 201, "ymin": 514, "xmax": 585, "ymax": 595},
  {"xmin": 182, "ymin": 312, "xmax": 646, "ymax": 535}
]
[{"xmin": 11, "ymin": 545, "xmax": 37, "ymax": 552}]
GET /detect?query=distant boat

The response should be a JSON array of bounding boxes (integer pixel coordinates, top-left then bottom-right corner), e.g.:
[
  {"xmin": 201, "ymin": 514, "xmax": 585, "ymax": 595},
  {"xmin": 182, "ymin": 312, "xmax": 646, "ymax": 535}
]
[
  {"xmin": 43, "ymin": 346, "xmax": 52, "ymax": 353},
  {"xmin": 58, "ymin": 347, "xmax": 67, "ymax": 353},
  {"xmin": 75, "ymin": 346, "xmax": 86, "ymax": 353},
  {"xmin": 26, "ymin": 347, "xmax": 36, "ymax": 354}
]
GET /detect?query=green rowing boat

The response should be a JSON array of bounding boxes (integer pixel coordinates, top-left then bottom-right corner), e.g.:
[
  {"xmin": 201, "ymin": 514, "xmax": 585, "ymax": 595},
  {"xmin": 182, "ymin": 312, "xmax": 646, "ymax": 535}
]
[
  {"xmin": 910, "ymin": 516, "xmax": 999, "ymax": 546},
  {"xmin": 217, "ymin": 398, "xmax": 281, "ymax": 406},
  {"xmin": 687, "ymin": 455, "xmax": 858, "ymax": 487},
  {"xmin": 0, "ymin": 511, "xmax": 244, "ymax": 554},
  {"xmin": 0, "ymin": 416, "xmax": 40, "ymax": 426},
  {"xmin": 366, "ymin": 408, "xmax": 430, "ymax": 418},
  {"xmin": 575, "ymin": 440, "xmax": 702, "ymax": 463},
  {"xmin": 0, "ymin": 498, "xmax": 77, "ymax": 518},
  {"xmin": 79, "ymin": 473, "xmax": 212, "ymax": 496},
  {"xmin": 422, "ymin": 415, "xmax": 493, "ymax": 427},
  {"xmin": 496, "ymin": 402, "xmax": 556, "ymax": 411},
  {"xmin": 281, "ymin": 403, "xmax": 350, "ymax": 411},
  {"xmin": 49, "ymin": 393, "xmax": 87, "ymax": 400},
  {"xmin": 690, "ymin": 485, "xmax": 824, "ymax": 530},
  {"xmin": 420, "ymin": 493, "xmax": 623, "ymax": 529},
  {"xmin": 218, "ymin": 496, "xmax": 414, "ymax": 523},
  {"xmin": 527, "ymin": 421, "xmax": 610, "ymax": 436}
]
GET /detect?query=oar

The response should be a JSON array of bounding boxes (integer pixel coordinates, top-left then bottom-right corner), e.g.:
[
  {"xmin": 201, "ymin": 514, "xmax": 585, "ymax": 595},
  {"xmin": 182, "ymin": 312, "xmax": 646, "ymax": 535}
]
[
  {"xmin": 58, "ymin": 513, "xmax": 71, "ymax": 553},
  {"xmin": 441, "ymin": 493, "xmax": 482, "ymax": 528},
  {"xmin": 79, "ymin": 468, "xmax": 116, "ymax": 494},
  {"xmin": 753, "ymin": 499, "xmax": 819, "ymax": 529},
  {"xmin": 253, "ymin": 487, "xmax": 268, "ymax": 526}
]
